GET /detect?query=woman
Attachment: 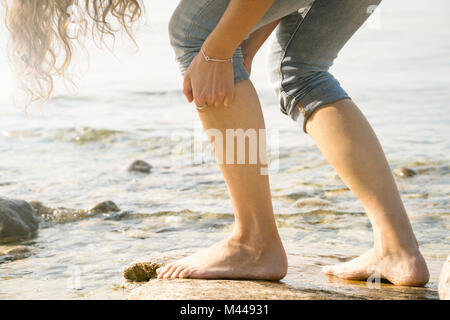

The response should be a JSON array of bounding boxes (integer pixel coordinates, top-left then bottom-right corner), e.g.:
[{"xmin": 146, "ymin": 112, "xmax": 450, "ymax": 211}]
[{"xmin": 4, "ymin": 0, "xmax": 429, "ymax": 286}]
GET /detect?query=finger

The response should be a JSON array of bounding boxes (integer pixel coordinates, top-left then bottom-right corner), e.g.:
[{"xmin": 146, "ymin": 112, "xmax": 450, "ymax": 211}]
[
  {"xmin": 194, "ymin": 96, "xmax": 206, "ymax": 110},
  {"xmin": 223, "ymin": 89, "xmax": 234, "ymax": 107},
  {"xmin": 214, "ymin": 92, "xmax": 225, "ymax": 107},
  {"xmin": 205, "ymin": 94, "xmax": 215, "ymax": 107},
  {"xmin": 182, "ymin": 76, "xmax": 193, "ymax": 103}
]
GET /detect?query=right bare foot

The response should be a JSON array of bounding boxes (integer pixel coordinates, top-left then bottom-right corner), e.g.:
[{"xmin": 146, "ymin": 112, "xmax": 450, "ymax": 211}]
[
  {"xmin": 322, "ymin": 247, "xmax": 429, "ymax": 287},
  {"xmin": 156, "ymin": 235, "xmax": 288, "ymax": 280}
]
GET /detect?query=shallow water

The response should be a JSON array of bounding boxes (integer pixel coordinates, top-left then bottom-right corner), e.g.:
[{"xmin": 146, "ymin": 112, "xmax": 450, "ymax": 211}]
[{"xmin": 0, "ymin": 0, "xmax": 449, "ymax": 299}]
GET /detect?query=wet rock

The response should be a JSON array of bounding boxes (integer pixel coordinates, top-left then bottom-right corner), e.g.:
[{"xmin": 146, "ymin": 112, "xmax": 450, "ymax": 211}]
[
  {"xmin": 393, "ymin": 167, "xmax": 417, "ymax": 178},
  {"xmin": 127, "ymin": 248, "xmax": 438, "ymax": 300},
  {"xmin": 28, "ymin": 200, "xmax": 53, "ymax": 216},
  {"xmin": 29, "ymin": 200, "xmax": 120, "ymax": 223},
  {"xmin": 124, "ymin": 261, "xmax": 164, "ymax": 282},
  {"xmin": 88, "ymin": 201, "xmax": 120, "ymax": 214},
  {"xmin": 128, "ymin": 160, "xmax": 152, "ymax": 174},
  {"xmin": 0, "ymin": 197, "xmax": 39, "ymax": 242},
  {"xmin": 294, "ymin": 198, "xmax": 332, "ymax": 208},
  {"xmin": 285, "ymin": 191, "xmax": 310, "ymax": 201},
  {"xmin": 0, "ymin": 245, "xmax": 30, "ymax": 261},
  {"xmin": 130, "ymin": 279, "xmax": 337, "ymax": 300},
  {"xmin": 439, "ymin": 255, "xmax": 450, "ymax": 300}
]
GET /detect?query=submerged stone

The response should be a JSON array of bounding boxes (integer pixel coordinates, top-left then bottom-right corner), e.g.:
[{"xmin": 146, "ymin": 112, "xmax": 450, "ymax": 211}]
[
  {"xmin": 29, "ymin": 200, "xmax": 120, "ymax": 223},
  {"xmin": 0, "ymin": 197, "xmax": 39, "ymax": 242},
  {"xmin": 393, "ymin": 167, "xmax": 417, "ymax": 178},
  {"xmin": 88, "ymin": 201, "xmax": 120, "ymax": 214},
  {"xmin": 439, "ymin": 255, "xmax": 450, "ymax": 300},
  {"xmin": 28, "ymin": 200, "xmax": 53, "ymax": 216},
  {"xmin": 128, "ymin": 160, "xmax": 152, "ymax": 174},
  {"xmin": 0, "ymin": 245, "xmax": 30, "ymax": 261},
  {"xmin": 124, "ymin": 261, "xmax": 164, "ymax": 282},
  {"xmin": 294, "ymin": 198, "xmax": 332, "ymax": 208}
]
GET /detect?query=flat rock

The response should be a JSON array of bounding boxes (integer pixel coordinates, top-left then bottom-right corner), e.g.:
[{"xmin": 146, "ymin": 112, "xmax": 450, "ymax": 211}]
[
  {"xmin": 0, "ymin": 245, "xmax": 30, "ymax": 262},
  {"xmin": 0, "ymin": 197, "xmax": 39, "ymax": 242},
  {"xmin": 129, "ymin": 278, "xmax": 347, "ymax": 300},
  {"xmin": 438, "ymin": 255, "xmax": 450, "ymax": 300},
  {"xmin": 126, "ymin": 248, "xmax": 438, "ymax": 300}
]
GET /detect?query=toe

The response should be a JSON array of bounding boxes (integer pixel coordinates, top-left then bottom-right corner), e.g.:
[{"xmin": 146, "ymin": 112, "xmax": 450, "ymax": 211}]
[
  {"xmin": 164, "ymin": 265, "xmax": 178, "ymax": 279},
  {"xmin": 179, "ymin": 268, "xmax": 192, "ymax": 279},
  {"xmin": 328, "ymin": 264, "xmax": 349, "ymax": 277},
  {"xmin": 324, "ymin": 262, "xmax": 370, "ymax": 281},
  {"xmin": 322, "ymin": 265, "xmax": 334, "ymax": 275},
  {"xmin": 157, "ymin": 264, "xmax": 172, "ymax": 279},
  {"xmin": 171, "ymin": 265, "xmax": 186, "ymax": 279}
]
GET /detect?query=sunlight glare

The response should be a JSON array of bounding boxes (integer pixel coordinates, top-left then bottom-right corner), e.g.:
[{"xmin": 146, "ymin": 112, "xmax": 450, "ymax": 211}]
[{"xmin": 0, "ymin": 55, "xmax": 13, "ymax": 101}]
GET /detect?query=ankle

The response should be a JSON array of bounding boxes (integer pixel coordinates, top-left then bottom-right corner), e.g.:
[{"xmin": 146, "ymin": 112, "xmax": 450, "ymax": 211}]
[
  {"xmin": 374, "ymin": 238, "xmax": 421, "ymax": 258},
  {"xmin": 230, "ymin": 228, "xmax": 281, "ymax": 250},
  {"xmin": 373, "ymin": 227, "xmax": 420, "ymax": 256}
]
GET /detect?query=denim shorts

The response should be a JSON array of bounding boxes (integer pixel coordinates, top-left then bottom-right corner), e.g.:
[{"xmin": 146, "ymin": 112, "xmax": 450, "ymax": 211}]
[{"xmin": 168, "ymin": 0, "xmax": 382, "ymax": 133}]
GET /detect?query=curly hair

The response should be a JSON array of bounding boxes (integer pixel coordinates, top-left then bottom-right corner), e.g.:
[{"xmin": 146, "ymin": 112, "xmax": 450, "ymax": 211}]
[{"xmin": 2, "ymin": 0, "xmax": 144, "ymax": 106}]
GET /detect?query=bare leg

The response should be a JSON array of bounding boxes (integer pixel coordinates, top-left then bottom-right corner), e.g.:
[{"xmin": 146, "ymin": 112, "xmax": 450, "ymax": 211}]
[
  {"xmin": 305, "ymin": 99, "xmax": 429, "ymax": 286},
  {"xmin": 157, "ymin": 80, "xmax": 288, "ymax": 280}
]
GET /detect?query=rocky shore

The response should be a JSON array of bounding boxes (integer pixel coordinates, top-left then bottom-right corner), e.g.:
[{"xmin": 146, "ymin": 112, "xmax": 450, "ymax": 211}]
[
  {"xmin": 0, "ymin": 196, "xmax": 121, "ymax": 262},
  {"xmin": 1, "ymin": 163, "xmax": 447, "ymax": 299},
  {"xmin": 124, "ymin": 248, "xmax": 441, "ymax": 300}
]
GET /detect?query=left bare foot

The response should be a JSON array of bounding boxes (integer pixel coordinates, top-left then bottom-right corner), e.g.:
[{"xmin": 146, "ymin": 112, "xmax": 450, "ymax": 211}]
[
  {"xmin": 156, "ymin": 234, "xmax": 288, "ymax": 280},
  {"xmin": 322, "ymin": 248, "xmax": 429, "ymax": 286}
]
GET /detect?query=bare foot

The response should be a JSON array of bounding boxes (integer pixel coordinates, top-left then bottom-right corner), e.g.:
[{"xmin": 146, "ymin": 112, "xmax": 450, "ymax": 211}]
[
  {"xmin": 322, "ymin": 248, "xmax": 429, "ymax": 286},
  {"xmin": 156, "ymin": 235, "xmax": 288, "ymax": 280}
]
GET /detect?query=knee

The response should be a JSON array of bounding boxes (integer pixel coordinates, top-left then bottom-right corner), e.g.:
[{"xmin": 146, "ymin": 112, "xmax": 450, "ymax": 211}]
[
  {"xmin": 267, "ymin": 54, "xmax": 332, "ymax": 114},
  {"xmin": 268, "ymin": 55, "xmax": 329, "ymax": 96},
  {"xmin": 168, "ymin": 4, "xmax": 187, "ymax": 49},
  {"xmin": 168, "ymin": 3, "xmax": 200, "ymax": 76},
  {"xmin": 168, "ymin": 0, "xmax": 213, "ymax": 49},
  {"xmin": 266, "ymin": 44, "xmax": 349, "ymax": 133}
]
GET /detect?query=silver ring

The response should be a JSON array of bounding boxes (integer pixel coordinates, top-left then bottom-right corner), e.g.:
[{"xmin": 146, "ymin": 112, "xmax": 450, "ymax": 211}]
[{"xmin": 196, "ymin": 104, "xmax": 208, "ymax": 110}]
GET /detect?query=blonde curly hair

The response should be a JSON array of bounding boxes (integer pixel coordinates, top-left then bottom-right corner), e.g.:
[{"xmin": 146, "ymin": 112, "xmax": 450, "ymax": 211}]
[{"xmin": 2, "ymin": 0, "xmax": 144, "ymax": 105}]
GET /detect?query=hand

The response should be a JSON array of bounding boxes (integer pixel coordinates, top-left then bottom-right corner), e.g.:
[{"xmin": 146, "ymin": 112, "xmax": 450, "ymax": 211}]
[{"xmin": 183, "ymin": 48, "xmax": 235, "ymax": 110}]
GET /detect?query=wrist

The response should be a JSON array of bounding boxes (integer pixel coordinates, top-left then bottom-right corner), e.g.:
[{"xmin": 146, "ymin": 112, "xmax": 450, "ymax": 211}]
[{"xmin": 202, "ymin": 35, "xmax": 236, "ymax": 60}]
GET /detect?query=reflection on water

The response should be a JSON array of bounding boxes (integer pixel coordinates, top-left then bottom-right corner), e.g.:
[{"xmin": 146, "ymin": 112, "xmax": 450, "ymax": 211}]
[{"xmin": 0, "ymin": 0, "xmax": 449, "ymax": 299}]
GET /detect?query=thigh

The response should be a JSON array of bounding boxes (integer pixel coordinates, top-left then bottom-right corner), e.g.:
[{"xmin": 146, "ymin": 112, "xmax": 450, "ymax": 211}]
[
  {"xmin": 252, "ymin": 0, "xmax": 314, "ymax": 32},
  {"xmin": 168, "ymin": 0, "xmax": 314, "ymax": 83},
  {"xmin": 169, "ymin": 0, "xmax": 249, "ymax": 83},
  {"xmin": 278, "ymin": 0, "xmax": 383, "ymax": 71},
  {"xmin": 266, "ymin": 0, "xmax": 382, "ymax": 132}
]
